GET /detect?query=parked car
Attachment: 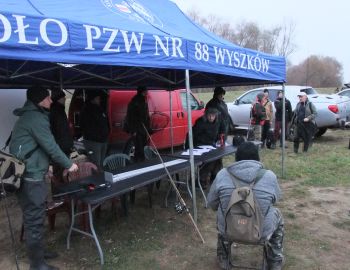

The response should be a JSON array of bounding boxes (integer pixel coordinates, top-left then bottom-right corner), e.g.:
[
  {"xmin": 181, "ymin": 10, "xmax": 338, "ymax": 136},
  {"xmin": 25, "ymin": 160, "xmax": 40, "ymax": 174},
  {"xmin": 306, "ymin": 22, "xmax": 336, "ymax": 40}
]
[
  {"xmin": 337, "ymin": 88, "xmax": 350, "ymax": 98},
  {"xmin": 227, "ymin": 85, "xmax": 350, "ymax": 137},
  {"xmin": 68, "ymin": 89, "xmax": 205, "ymax": 155}
]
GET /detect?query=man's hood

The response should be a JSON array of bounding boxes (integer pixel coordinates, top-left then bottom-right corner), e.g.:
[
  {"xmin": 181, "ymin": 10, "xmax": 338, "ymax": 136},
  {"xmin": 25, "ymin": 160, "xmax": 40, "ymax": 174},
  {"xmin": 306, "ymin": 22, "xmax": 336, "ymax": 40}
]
[
  {"xmin": 226, "ymin": 160, "xmax": 264, "ymax": 184},
  {"xmin": 13, "ymin": 100, "xmax": 46, "ymax": 116}
]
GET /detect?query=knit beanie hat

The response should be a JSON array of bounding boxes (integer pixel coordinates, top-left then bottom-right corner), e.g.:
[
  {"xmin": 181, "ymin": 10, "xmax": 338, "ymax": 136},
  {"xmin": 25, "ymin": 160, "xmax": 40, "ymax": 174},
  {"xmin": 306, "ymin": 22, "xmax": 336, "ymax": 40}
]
[
  {"xmin": 205, "ymin": 107, "xmax": 219, "ymax": 115},
  {"xmin": 51, "ymin": 90, "xmax": 66, "ymax": 102},
  {"xmin": 137, "ymin": 86, "xmax": 147, "ymax": 93},
  {"xmin": 214, "ymin": 86, "xmax": 225, "ymax": 96},
  {"xmin": 27, "ymin": 86, "xmax": 50, "ymax": 104},
  {"xmin": 235, "ymin": 141, "xmax": 260, "ymax": 162}
]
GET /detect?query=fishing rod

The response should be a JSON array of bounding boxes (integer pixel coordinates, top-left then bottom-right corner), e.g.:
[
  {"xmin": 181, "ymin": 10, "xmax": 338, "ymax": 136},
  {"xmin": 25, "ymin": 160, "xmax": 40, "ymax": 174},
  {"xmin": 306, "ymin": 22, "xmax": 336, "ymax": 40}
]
[
  {"xmin": 0, "ymin": 159, "xmax": 20, "ymax": 270},
  {"xmin": 142, "ymin": 124, "xmax": 205, "ymax": 244}
]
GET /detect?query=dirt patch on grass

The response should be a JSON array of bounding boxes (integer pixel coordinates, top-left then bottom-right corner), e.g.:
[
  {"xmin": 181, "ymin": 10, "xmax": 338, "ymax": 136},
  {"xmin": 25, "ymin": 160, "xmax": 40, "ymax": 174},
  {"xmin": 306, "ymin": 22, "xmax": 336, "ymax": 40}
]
[{"xmin": 281, "ymin": 183, "xmax": 350, "ymax": 269}]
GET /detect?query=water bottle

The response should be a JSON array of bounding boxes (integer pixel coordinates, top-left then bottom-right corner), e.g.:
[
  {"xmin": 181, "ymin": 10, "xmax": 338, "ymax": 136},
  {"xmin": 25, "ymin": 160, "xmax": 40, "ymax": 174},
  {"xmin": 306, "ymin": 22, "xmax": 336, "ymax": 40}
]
[{"xmin": 220, "ymin": 134, "xmax": 225, "ymax": 147}]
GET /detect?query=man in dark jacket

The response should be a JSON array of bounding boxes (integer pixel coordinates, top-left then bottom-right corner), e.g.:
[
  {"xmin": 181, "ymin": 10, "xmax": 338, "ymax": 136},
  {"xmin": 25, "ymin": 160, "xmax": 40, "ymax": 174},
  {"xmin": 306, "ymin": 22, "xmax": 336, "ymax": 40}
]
[
  {"xmin": 80, "ymin": 90, "xmax": 109, "ymax": 168},
  {"xmin": 50, "ymin": 90, "xmax": 74, "ymax": 180},
  {"xmin": 50, "ymin": 90, "xmax": 73, "ymax": 155},
  {"xmin": 208, "ymin": 142, "xmax": 284, "ymax": 270},
  {"xmin": 125, "ymin": 86, "xmax": 151, "ymax": 162},
  {"xmin": 10, "ymin": 86, "xmax": 78, "ymax": 270},
  {"xmin": 192, "ymin": 107, "xmax": 222, "ymax": 188},
  {"xmin": 205, "ymin": 86, "xmax": 230, "ymax": 140},
  {"xmin": 291, "ymin": 92, "xmax": 317, "ymax": 153},
  {"xmin": 274, "ymin": 90, "xmax": 293, "ymax": 148}
]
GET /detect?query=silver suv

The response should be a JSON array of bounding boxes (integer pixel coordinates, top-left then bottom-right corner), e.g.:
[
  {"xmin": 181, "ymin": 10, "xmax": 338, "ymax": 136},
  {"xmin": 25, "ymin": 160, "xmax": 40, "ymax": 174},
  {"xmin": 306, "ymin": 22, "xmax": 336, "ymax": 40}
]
[{"xmin": 227, "ymin": 85, "xmax": 350, "ymax": 137}]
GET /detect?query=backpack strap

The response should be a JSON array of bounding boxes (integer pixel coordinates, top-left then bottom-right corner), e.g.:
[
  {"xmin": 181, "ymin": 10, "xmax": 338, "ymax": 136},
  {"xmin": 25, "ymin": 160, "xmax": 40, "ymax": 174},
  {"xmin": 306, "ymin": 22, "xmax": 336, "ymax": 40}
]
[
  {"xmin": 2, "ymin": 131, "xmax": 39, "ymax": 160},
  {"xmin": 308, "ymin": 101, "xmax": 313, "ymax": 114},
  {"xmin": 23, "ymin": 145, "xmax": 40, "ymax": 160},
  {"xmin": 2, "ymin": 132, "xmax": 12, "ymax": 151}
]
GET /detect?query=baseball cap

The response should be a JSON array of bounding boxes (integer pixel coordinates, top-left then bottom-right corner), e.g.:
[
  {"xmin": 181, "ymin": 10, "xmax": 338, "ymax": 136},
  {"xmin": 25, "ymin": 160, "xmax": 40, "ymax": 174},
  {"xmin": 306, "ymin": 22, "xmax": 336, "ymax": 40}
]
[{"xmin": 297, "ymin": 92, "xmax": 307, "ymax": 97}]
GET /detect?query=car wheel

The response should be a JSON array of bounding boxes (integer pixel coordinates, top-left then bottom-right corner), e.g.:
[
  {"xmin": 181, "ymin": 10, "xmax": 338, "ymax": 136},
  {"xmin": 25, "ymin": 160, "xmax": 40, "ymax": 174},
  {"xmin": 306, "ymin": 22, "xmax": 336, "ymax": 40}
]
[{"xmin": 314, "ymin": 127, "xmax": 327, "ymax": 137}]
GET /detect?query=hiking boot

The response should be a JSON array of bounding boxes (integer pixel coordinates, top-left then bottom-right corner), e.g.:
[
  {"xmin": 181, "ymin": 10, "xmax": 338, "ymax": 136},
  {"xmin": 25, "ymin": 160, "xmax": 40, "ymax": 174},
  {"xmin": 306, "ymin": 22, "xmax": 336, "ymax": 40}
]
[
  {"xmin": 217, "ymin": 254, "xmax": 229, "ymax": 270},
  {"xmin": 44, "ymin": 250, "xmax": 59, "ymax": 260},
  {"xmin": 268, "ymin": 258, "xmax": 285, "ymax": 270},
  {"xmin": 29, "ymin": 262, "xmax": 59, "ymax": 270}
]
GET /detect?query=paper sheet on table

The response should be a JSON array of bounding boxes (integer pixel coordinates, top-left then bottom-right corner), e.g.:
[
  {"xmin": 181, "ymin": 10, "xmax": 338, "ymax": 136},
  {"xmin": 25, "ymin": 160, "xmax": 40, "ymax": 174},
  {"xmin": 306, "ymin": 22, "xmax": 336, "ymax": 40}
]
[{"xmin": 181, "ymin": 145, "xmax": 216, "ymax": 156}]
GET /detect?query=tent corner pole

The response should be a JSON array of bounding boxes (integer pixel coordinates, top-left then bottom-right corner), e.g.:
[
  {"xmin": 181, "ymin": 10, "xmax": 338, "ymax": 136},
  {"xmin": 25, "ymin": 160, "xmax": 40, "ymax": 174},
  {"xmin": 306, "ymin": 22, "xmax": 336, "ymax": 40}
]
[
  {"xmin": 282, "ymin": 83, "xmax": 286, "ymax": 178},
  {"xmin": 185, "ymin": 69, "xmax": 197, "ymax": 223}
]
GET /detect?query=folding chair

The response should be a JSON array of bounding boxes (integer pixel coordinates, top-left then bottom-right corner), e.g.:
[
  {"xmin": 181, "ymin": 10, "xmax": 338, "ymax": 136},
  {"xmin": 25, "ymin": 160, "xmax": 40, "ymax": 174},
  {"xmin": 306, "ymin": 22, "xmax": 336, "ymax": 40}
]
[
  {"xmin": 225, "ymin": 239, "xmax": 269, "ymax": 270},
  {"xmin": 103, "ymin": 153, "xmax": 130, "ymax": 215},
  {"xmin": 103, "ymin": 153, "xmax": 130, "ymax": 171},
  {"xmin": 64, "ymin": 161, "xmax": 99, "ymax": 182}
]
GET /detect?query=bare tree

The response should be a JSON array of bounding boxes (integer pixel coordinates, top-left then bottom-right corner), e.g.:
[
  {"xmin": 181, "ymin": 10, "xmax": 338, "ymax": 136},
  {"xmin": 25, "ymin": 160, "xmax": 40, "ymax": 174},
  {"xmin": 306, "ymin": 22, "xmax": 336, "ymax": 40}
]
[
  {"xmin": 186, "ymin": 9, "xmax": 296, "ymax": 59},
  {"xmin": 276, "ymin": 20, "xmax": 297, "ymax": 57},
  {"xmin": 287, "ymin": 55, "xmax": 343, "ymax": 87}
]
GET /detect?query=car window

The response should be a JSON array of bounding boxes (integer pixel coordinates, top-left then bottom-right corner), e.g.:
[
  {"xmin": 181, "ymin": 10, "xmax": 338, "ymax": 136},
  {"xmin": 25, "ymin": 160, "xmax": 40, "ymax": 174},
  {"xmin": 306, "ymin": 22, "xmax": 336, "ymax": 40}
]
[
  {"xmin": 180, "ymin": 92, "xmax": 200, "ymax": 110},
  {"xmin": 239, "ymin": 90, "xmax": 260, "ymax": 104},
  {"xmin": 339, "ymin": 89, "xmax": 350, "ymax": 97},
  {"xmin": 267, "ymin": 89, "xmax": 278, "ymax": 102},
  {"xmin": 300, "ymin": 87, "xmax": 318, "ymax": 95}
]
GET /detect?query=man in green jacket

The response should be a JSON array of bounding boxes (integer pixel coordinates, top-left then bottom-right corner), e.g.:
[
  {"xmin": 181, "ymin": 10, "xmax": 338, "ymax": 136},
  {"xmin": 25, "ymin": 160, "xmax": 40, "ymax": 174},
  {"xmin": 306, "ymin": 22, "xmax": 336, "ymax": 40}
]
[{"xmin": 10, "ymin": 86, "xmax": 78, "ymax": 270}]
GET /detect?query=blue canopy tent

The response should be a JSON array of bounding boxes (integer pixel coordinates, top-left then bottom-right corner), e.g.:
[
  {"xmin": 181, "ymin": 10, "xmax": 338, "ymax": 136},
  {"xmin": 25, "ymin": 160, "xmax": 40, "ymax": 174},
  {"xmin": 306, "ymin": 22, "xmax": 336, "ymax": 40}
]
[
  {"xmin": 0, "ymin": 0, "xmax": 285, "ymax": 88},
  {"xmin": 0, "ymin": 0, "xmax": 287, "ymax": 254}
]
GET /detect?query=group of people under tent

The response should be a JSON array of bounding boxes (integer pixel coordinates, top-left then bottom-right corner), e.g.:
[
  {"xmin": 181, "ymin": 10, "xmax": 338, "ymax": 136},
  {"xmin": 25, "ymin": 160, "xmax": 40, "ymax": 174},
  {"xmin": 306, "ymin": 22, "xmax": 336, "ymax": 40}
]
[{"xmin": 8, "ymin": 83, "xmax": 319, "ymax": 269}]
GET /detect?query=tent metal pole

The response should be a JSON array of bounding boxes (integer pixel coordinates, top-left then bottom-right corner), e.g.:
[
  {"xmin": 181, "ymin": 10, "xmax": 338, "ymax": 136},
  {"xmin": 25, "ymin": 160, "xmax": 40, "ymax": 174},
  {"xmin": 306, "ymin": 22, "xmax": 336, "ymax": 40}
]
[
  {"xmin": 169, "ymin": 90, "xmax": 174, "ymax": 154},
  {"xmin": 282, "ymin": 83, "xmax": 286, "ymax": 177},
  {"xmin": 185, "ymin": 69, "xmax": 197, "ymax": 223}
]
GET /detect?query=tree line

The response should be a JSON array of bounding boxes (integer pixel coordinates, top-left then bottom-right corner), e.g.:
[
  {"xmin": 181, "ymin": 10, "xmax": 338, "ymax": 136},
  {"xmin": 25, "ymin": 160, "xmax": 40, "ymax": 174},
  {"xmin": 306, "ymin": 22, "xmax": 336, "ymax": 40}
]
[{"xmin": 187, "ymin": 10, "xmax": 343, "ymax": 87}]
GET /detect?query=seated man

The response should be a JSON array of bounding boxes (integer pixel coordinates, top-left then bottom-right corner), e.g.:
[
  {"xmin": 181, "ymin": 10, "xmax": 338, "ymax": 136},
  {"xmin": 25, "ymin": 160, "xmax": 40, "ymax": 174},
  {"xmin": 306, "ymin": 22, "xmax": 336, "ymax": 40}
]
[
  {"xmin": 207, "ymin": 142, "xmax": 284, "ymax": 270},
  {"xmin": 191, "ymin": 107, "xmax": 222, "ymax": 188}
]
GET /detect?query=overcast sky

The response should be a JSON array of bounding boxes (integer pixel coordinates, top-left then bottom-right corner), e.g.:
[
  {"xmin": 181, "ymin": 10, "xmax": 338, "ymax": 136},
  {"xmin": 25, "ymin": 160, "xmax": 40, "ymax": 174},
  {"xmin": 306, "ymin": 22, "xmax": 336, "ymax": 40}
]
[{"xmin": 172, "ymin": 0, "xmax": 349, "ymax": 84}]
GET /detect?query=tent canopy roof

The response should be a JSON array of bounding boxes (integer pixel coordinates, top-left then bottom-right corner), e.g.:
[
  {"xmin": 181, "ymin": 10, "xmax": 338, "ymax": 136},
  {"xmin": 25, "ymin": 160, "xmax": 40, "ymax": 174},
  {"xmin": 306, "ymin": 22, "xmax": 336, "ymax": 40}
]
[{"xmin": 0, "ymin": 0, "xmax": 286, "ymax": 89}]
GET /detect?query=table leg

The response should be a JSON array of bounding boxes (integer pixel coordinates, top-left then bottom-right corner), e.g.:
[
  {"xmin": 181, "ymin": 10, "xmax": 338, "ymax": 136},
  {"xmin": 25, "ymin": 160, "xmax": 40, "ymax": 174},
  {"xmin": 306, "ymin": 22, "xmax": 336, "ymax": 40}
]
[
  {"xmin": 88, "ymin": 204, "xmax": 104, "ymax": 265},
  {"xmin": 197, "ymin": 166, "xmax": 208, "ymax": 208},
  {"xmin": 67, "ymin": 199, "xmax": 75, "ymax": 250},
  {"xmin": 66, "ymin": 199, "xmax": 104, "ymax": 265}
]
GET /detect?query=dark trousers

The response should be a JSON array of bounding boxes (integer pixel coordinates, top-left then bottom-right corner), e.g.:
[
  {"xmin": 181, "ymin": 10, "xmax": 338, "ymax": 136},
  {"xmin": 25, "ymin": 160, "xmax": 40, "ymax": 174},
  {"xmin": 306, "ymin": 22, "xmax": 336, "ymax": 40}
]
[
  {"xmin": 17, "ymin": 179, "xmax": 48, "ymax": 265},
  {"xmin": 274, "ymin": 120, "xmax": 289, "ymax": 145},
  {"xmin": 294, "ymin": 122, "xmax": 314, "ymax": 152},
  {"xmin": 261, "ymin": 120, "xmax": 271, "ymax": 143},
  {"xmin": 134, "ymin": 131, "xmax": 148, "ymax": 162},
  {"xmin": 83, "ymin": 140, "xmax": 108, "ymax": 169},
  {"xmin": 200, "ymin": 159, "xmax": 223, "ymax": 187}
]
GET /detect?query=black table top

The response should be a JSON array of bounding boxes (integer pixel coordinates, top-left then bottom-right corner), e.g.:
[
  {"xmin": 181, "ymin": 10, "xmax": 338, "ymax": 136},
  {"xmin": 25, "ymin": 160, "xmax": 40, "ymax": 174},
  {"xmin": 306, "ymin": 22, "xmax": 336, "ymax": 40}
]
[
  {"xmin": 54, "ymin": 156, "xmax": 199, "ymax": 205},
  {"xmin": 166, "ymin": 145, "xmax": 237, "ymax": 164}
]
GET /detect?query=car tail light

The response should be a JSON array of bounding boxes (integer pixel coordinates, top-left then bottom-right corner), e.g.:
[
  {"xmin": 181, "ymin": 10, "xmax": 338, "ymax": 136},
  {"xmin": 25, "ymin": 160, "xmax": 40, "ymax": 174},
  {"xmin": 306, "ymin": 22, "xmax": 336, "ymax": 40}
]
[{"xmin": 328, "ymin": 105, "xmax": 339, "ymax": 113}]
